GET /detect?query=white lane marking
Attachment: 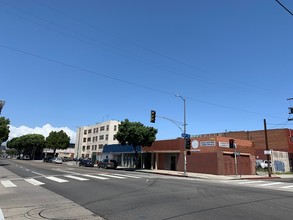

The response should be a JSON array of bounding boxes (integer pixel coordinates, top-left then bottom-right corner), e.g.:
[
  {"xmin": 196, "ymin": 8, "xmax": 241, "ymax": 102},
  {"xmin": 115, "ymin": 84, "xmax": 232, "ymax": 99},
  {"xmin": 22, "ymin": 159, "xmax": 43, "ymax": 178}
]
[
  {"xmin": 25, "ymin": 169, "xmax": 30, "ymax": 171},
  {"xmin": 64, "ymin": 175, "xmax": 89, "ymax": 181},
  {"xmin": 259, "ymin": 182, "xmax": 284, "ymax": 187},
  {"xmin": 112, "ymin": 174, "xmax": 141, "ymax": 179},
  {"xmin": 97, "ymin": 174, "xmax": 126, "ymax": 179},
  {"xmin": 0, "ymin": 208, "xmax": 5, "ymax": 220},
  {"xmin": 25, "ymin": 178, "xmax": 45, "ymax": 186},
  {"xmin": 32, "ymin": 171, "xmax": 45, "ymax": 176},
  {"xmin": 237, "ymin": 180, "xmax": 265, "ymax": 184},
  {"xmin": 280, "ymin": 185, "xmax": 293, "ymax": 189},
  {"xmin": 45, "ymin": 176, "xmax": 68, "ymax": 183},
  {"xmin": 82, "ymin": 174, "xmax": 109, "ymax": 180},
  {"xmin": 1, "ymin": 180, "xmax": 17, "ymax": 187}
]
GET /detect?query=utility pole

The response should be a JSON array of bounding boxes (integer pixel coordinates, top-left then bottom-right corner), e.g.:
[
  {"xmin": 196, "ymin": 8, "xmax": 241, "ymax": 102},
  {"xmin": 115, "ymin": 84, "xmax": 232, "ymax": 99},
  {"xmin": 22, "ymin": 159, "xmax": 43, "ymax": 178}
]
[
  {"xmin": 176, "ymin": 94, "xmax": 187, "ymax": 177},
  {"xmin": 263, "ymin": 119, "xmax": 271, "ymax": 177},
  {"xmin": 288, "ymin": 98, "xmax": 293, "ymax": 121}
]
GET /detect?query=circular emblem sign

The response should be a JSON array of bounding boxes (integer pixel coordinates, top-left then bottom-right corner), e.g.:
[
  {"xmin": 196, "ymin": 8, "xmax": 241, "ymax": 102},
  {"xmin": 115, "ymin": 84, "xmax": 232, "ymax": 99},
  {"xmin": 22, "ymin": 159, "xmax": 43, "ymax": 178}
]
[{"xmin": 191, "ymin": 140, "xmax": 199, "ymax": 149}]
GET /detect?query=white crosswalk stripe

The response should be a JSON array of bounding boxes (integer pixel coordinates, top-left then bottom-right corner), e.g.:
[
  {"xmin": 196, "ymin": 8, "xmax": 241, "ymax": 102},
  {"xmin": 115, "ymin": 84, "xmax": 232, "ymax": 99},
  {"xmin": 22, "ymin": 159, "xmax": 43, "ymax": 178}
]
[
  {"xmin": 82, "ymin": 174, "xmax": 109, "ymax": 180},
  {"xmin": 112, "ymin": 173, "xmax": 142, "ymax": 179},
  {"xmin": 220, "ymin": 179, "xmax": 293, "ymax": 192},
  {"xmin": 1, "ymin": 180, "xmax": 17, "ymax": 187},
  {"xmin": 1, "ymin": 172, "xmax": 180, "ymax": 188},
  {"xmin": 65, "ymin": 175, "xmax": 89, "ymax": 181},
  {"xmin": 45, "ymin": 176, "xmax": 69, "ymax": 183},
  {"xmin": 25, "ymin": 178, "xmax": 45, "ymax": 186},
  {"xmin": 97, "ymin": 174, "xmax": 126, "ymax": 179},
  {"xmin": 259, "ymin": 182, "xmax": 283, "ymax": 187}
]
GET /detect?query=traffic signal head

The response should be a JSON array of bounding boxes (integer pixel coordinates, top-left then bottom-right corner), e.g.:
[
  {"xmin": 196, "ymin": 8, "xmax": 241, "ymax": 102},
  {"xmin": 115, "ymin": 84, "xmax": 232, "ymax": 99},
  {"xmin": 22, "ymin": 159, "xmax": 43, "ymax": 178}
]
[
  {"xmin": 229, "ymin": 139, "xmax": 235, "ymax": 148},
  {"xmin": 150, "ymin": 110, "xmax": 156, "ymax": 123},
  {"xmin": 185, "ymin": 138, "xmax": 191, "ymax": 150}
]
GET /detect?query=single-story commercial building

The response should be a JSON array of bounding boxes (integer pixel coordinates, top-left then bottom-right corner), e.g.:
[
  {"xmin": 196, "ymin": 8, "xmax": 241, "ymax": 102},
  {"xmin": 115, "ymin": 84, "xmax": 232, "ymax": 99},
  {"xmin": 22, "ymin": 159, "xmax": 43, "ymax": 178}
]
[{"xmin": 142, "ymin": 136, "xmax": 255, "ymax": 175}]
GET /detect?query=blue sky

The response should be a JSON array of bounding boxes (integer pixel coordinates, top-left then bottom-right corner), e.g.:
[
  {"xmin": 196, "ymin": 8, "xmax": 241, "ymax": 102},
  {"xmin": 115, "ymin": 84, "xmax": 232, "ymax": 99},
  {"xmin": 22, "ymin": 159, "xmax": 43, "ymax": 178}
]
[{"xmin": 1, "ymin": 0, "xmax": 293, "ymax": 141}]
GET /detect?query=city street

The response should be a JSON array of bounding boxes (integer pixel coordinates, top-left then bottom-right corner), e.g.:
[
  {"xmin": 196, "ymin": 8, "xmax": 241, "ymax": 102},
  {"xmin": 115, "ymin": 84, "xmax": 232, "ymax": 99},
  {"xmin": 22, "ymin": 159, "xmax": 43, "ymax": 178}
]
[{"xmin": 1, "ymin": 158, "xmax": 293, "ymax": 220}]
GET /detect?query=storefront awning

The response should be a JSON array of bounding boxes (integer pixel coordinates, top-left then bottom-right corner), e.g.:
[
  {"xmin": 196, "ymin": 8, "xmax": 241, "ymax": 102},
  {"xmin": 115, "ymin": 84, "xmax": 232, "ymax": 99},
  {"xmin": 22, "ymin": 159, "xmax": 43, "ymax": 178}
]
[{"xmin": 103, "ymin": 144, "xmax": 142, "ymax": 153}]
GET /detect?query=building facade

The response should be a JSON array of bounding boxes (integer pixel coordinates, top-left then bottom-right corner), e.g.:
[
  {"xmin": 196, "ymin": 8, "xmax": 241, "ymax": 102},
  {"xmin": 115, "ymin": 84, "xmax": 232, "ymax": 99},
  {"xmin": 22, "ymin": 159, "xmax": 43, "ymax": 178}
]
[
  {"xmin": 198, "ymin": 128, "xmax": 293, "ymax": 169},
  {"xmin": 74, "ymin": 120, "xmax": 120, "ymax": 162},
  {"xmin": 142, "ymin": 136, "xmax": 255, "ymax": 175}
]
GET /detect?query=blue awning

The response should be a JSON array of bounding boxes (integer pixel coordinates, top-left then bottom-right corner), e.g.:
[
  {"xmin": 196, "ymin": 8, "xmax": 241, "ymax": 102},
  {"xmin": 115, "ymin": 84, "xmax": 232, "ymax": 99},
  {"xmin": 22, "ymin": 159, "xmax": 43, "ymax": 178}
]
[{"xmin": 103, "ymin": 144, "xmax": 142, "ymax": 153}]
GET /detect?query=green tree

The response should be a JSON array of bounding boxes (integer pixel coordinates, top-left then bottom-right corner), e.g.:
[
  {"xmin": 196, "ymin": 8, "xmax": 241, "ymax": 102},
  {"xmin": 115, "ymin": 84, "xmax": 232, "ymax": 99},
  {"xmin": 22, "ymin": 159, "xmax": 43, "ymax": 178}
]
[
  {"xmin": 7, "ymin": 137, "xmax": 23, "ymax": 157},
  {"xmin": 7, "ymin": 134, "xmax": 46, "ymax": 159},
  {"xmin": 46, "ymin": 130, "xmax": 70, "ymax": 157},
  {"xmin": 114, "ymin": 119, "xmax": 158, "ymax": 166},
  {"xmin": 6, "ymin": 148, "xmax": 17, "ymax": 156},
  {"xmin": 22, "ymin": 134, "xmax": 46, "ymax": 159},
  {"xmin": 0, "ymin": 117, "xmax": 10, "ymax": 146}
]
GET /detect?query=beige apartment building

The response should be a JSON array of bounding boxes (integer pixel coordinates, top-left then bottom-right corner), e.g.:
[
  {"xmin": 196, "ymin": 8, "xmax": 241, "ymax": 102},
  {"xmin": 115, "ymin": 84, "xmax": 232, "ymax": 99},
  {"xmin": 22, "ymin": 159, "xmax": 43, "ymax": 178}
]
[{"xmin": 74, "ymin": 120, "xmax": 120, "ymax": 162}]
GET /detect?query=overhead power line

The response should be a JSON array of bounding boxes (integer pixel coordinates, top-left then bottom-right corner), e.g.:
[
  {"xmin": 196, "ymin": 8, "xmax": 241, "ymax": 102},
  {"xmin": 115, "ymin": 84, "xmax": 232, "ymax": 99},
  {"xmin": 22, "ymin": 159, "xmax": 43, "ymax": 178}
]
[
  {"xmin": 0, "ymin": 43, "xmax": 284, "ymax": 120},
  {"xmin": 276, "ymin": 0, "xmax": 293, "ymax": 16}
]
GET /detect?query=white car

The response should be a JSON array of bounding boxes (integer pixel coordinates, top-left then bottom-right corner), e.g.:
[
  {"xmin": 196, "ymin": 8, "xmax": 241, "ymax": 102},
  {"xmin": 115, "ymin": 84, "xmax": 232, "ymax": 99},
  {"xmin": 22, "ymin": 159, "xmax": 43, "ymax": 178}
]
[
  {"xmin": 52, "ymin": 157, "xmax": 63, "ymax": 164},
  {"xmin": 260, "ymin": 160, "xmax": 271, "ymax": 169}
]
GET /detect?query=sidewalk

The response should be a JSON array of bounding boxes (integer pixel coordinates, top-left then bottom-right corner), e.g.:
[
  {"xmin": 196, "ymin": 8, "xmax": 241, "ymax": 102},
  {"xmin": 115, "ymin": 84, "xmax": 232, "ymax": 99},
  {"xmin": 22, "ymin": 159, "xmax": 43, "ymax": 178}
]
[
  {"xmin": 0, "ymin": 164, "xmax": 104, "ymax": 220},
  {"xmin": 65, "ymin": 161, "xmax": 293, "ymax": 180},
  {"xmin": 135, "ymin": 168, "xmax": 293, "ymax": 180}
]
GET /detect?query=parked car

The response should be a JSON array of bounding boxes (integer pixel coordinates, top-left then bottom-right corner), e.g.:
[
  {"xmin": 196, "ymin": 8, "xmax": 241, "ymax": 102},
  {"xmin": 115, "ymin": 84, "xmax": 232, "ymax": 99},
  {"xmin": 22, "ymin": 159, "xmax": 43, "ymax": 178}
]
[
  {"xmin": 97, "ymin": 159, "xmax": 118, "ymax": 169},
  {"xmin": 79, "ymin": 159, "xmax": 94, "ymax": 167},
  {"xmin": 52, "ymin": 157, "xmax": 63, "ymax": 164},
  {"xmin": 43, "ymin": 157, "xmax": 53, "ymax": 163},
  {"xmin": 260, "ymin": 160, "xmax": 272, "ymax": 169}
]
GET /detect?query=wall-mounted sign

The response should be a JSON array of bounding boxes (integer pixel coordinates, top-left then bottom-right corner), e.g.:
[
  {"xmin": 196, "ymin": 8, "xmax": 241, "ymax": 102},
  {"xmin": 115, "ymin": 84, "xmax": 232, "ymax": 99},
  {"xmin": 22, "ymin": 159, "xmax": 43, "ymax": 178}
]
[
  {"xmin": 219, "ymin": 142, "xmax": 229, "ymax": 148},
  {"xmin": 191, "ymin": 140, "xmax": 199, "ymax": 149},
  {"xmin": 200, "ymin": 141, "xmax": 216, "ymax": 147}
]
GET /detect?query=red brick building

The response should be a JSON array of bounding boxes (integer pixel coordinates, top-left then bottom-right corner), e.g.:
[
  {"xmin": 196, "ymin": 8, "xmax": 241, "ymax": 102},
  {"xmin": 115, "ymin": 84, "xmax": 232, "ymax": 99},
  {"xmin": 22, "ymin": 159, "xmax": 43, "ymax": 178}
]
[
  {"xmin": 142, "ymin": 136, "xmax": 255, "ymax": 175},
  {"xmin": 215, "ymin": 128, "xmax": 293, "ymax": 169}
]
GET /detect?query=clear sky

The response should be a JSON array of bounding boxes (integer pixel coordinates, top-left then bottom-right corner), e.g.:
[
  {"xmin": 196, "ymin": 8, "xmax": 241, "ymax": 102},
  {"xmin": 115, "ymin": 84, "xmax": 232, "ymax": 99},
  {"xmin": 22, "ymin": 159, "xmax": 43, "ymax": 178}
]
[{"xmin": 1, "ymin": 0, "xmax": 293, "ymax": 142}]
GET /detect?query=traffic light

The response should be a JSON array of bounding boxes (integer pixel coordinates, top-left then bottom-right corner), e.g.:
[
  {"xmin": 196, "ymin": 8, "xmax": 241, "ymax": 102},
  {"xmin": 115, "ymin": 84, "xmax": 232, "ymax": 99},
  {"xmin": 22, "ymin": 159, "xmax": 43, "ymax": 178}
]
[
  {"xmin": 150, "ymin": 110, "xmax": 156, "ymax": 123},
  {"xmin": 185, "ymin": 138, "xmax": 191, "ymax": 150},
  {"xmin": 229, "ymin": 139, "xmax": 235, "ymax": 148}
]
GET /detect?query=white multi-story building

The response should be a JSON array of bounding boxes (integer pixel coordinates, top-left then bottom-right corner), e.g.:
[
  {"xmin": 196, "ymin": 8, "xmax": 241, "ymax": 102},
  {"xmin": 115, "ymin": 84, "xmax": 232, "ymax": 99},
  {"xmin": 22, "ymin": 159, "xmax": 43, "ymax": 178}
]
[{"xmin": 74, "ymin": 120, "xmax": 120, "ymax": 161}]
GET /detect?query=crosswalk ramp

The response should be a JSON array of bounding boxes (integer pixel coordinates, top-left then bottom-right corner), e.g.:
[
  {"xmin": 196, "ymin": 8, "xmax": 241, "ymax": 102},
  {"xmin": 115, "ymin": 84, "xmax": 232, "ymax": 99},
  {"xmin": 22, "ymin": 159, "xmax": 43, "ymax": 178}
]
[
  {"xmin": 0, "ymin": 172, "xmax": 163, "ymax": 188},
  {"xmin": 220, "ymin": 179, "xmax": 293, "ymax": 192}
]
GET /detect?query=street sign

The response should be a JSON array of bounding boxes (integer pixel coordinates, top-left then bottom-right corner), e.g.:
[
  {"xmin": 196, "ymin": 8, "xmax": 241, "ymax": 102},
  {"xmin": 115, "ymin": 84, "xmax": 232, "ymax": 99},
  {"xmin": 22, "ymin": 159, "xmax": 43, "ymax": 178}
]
[
  {"xmin": 181, "ymin": 133, "xmax": 190, "ymax": 138},
  {"xmin": 264, "ymin": 150, "xmax": 272, "ymax": 155}
]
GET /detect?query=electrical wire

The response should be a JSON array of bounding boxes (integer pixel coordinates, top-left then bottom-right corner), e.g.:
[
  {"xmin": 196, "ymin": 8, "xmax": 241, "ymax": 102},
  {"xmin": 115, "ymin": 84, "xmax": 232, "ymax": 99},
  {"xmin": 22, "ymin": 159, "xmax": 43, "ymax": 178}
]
[
  {"xmin": 0, "ymin": 43, "xmax": 284, "ymax": 120},
  {"xmin": 0, "ymin": 0, "xmax": 285, "ymax": 98},
  {"xmin": 276, "ymin": 0, "xmax": 293, "ymax": 16}
]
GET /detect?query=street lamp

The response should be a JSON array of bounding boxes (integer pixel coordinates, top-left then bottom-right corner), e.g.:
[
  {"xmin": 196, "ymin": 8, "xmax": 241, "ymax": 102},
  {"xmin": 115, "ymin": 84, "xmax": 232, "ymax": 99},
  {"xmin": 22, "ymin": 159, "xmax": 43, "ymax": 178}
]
[
  {"xmin": 176, "ymin": 94, "xmax": 187, "ymax": 176},
  {"xmin": 75, "ymin": 126, "xmax": 81, "ymax": 164},
  {"xmin": 0, "ymin": 100, "xmax": 5, "ymax": 115}
]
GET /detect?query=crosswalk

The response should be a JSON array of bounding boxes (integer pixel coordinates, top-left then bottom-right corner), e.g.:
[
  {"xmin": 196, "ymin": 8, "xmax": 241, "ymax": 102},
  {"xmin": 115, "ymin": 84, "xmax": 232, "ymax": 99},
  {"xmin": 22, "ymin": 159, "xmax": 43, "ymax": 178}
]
[
  {"xmin": 220, "ymin": 179, "xmax": 293, "ymax": 192},
  {"xmin": 0, "ymin": 172, "xmax": 176, "ymax": 188}
]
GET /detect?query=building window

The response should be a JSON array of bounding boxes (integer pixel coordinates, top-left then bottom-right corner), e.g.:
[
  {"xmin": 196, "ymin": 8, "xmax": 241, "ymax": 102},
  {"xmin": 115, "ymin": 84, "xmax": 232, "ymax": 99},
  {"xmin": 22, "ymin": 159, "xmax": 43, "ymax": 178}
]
[
  {"xmin": 99, "ymin": 135, "xmax": 104, "ymax": 140},
  {"xmin": 84, "ymin": 130, "xmax": 87, "ymax": 135},
  {"xmin": 105, "ymin": 134, "xmax": 108, "ymax": 140},
  {"xmin": 87, "ymin": 145, "xmax": 90, "ymax": 150},
  {"xmin": 96, "ymin": 127, "xmax": 99, "ymax": 133},
  {"xmin": 83, "ymin": 138, "xmax": 86, "ymax": 143},
  {"xmin": 99, "ymin": 144, "xmax": 103, "ymax": 149},
  {"xmin": 95, "ymin": 145, "xmax": 97, "ymax": 150},
  {"xmin": 106, "ymin": 125, "xmax": 109, "ymax": 131},
  {"xmin": 87, "ymin": 137, "xmax": 91, "ymax": 142},
  {"xmin": 100, "ymin": 126, "xmax": 105, "ymax": 131},
  {"xmin": 92, "ymin": 145, "xmax": 95, "ymax": 150},
  {"xmin": 88, "ymin": 129, "xmax": 92, "ymax": 134},
  {"xmin": 114, "ymin": 125, "xmax": 117, "ymax": 131},
  {"xmin": 82, "ymin": 146, "xmax": 85, "ymax": 151},
  {"xmin": 93, "ymin": 128, "xmax": 96, "ymax": 133}
]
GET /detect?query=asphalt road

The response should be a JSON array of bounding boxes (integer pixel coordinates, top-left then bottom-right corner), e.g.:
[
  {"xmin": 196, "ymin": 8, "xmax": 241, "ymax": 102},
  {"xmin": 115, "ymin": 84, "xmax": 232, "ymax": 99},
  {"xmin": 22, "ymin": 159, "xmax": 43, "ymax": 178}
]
[{"xmin": 2, "ymin": 158, "xmax": 293, "ymax": 220}]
